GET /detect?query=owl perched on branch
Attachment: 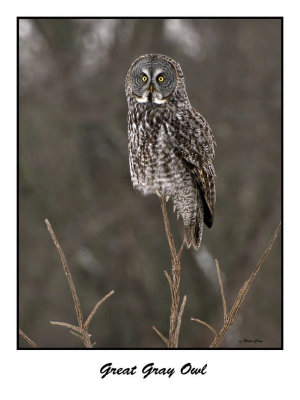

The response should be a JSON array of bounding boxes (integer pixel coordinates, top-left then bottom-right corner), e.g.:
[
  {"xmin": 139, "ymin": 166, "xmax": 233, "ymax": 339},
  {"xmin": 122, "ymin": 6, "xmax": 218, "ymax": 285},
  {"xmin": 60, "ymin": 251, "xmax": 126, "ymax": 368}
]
[{"xmin": 125, "ymin": 54, "xmax": 216, "ymax": 250}]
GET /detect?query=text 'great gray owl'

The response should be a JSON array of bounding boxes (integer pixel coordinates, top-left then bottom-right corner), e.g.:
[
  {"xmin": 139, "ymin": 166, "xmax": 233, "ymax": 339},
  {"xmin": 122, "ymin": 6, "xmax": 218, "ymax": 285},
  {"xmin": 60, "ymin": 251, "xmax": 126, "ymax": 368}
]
[{"xmin": 125, "ymin": 54, "xmax": 216, "ymax": 250}]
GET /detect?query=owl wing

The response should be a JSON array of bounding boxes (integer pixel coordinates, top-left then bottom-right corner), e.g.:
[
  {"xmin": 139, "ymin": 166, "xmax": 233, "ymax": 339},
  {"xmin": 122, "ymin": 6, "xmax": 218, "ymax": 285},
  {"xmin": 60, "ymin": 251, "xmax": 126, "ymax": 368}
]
[{"xmin": 174, "ymin": 108, "xmax": 216, "ymax": 228}]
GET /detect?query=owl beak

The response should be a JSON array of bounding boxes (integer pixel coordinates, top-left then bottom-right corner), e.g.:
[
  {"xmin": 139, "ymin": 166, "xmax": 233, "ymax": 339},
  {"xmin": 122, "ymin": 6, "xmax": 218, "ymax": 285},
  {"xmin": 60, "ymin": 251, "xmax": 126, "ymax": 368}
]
[{"xmin": 149, "ymin": 84, "xmax": 153, "ymax": 94}]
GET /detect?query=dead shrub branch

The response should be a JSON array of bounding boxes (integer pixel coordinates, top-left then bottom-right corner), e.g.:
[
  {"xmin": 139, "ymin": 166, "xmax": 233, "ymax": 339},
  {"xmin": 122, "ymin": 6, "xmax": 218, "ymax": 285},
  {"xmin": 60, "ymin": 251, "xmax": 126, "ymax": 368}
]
[
  {"xmin": 191, "ymin": 222, "xmax": 281, "ymax": 348},
  {"xmin": 153, "ymin": 197, "xmax": 187, "ymax": 348},
  {"xmin": 19, "ymin": 329, "xmax": 38, "ymax": 348},
  {"xmin": 45, "ymin": 218, "xmax": 114, "ymax": 348}
]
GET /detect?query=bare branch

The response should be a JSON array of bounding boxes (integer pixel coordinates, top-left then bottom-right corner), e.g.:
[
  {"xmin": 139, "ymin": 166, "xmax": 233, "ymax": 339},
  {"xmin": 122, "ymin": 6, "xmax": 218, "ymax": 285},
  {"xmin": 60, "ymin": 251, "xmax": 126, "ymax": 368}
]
[
  {"xmin": 19, "ymin": 329, "xmax": 38, "ymax": 348},
  {"xmin": 84, "ymin": 290, "xmax": 115, "ymax": 329},
  {"xmin": 210, "ymin": 222, "xmax": 281, "ymax": 348},
  {"xmin": 191, "ymin": 318, "xmax": 217, "ymax": 338},
  {"xmin": 174, "ymin": 295, "xmax": 187, "ymax": 347},
  {"xmin": 69, "ymin": 330, "xmax": 84, "ymax": 341},
  {"xmin": 152, "ymin": 326, "xmax": 169, "ymax": 346},
  {"xmin": 45, "ymin": 218, "xmax": 114, "ymax": 348},
  {"xmin": 50, "ymin": 321, "xmax": 92, "ymax": 348},
  {"xmin": 177, "ymin": 240, "xmax": 185, "ymax": 261},
  {"xmin": 161, "ymin": 196, "xmax": 178, "ymax": 265},
  {"xmin": 159, "ymin": 197, "xmax": 187, "ymax": 348},
  {"xmin": 45, "ymin": 219, "xmax": 84, "ymax": 329},
  {"xmin": 164, "ymin": 270, "xmax": 172, "ymax": 287},
  {"xmin": 164, "ymin": 270, "xmax": 174, "ymax": 301},
  {"xmin": 191, "ymin": 222, "xmax": 281, "ymax": 348},
  {"xmin": 215, "ymin": 259, "xmax": 228, "ymax": 324},
  {"xmin": 49, "ymin": 321, "xmax": 84, "ymax": 334}
]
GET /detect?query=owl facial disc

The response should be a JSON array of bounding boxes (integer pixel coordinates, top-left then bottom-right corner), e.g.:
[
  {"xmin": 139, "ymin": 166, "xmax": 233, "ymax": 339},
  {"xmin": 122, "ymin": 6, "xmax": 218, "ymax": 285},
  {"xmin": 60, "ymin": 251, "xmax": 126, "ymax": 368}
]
[{"xmin": 129, "ymin": 55, "xmax": 177, "ymax": 105}]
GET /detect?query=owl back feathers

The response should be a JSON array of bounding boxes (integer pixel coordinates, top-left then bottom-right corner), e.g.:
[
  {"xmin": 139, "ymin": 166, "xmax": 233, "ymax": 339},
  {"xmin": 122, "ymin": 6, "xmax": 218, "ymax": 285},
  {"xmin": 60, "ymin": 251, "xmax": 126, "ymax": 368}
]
[
  {"xmin": 180, "ymin": 158, "xmax": 215, "ymax": 228},
  {"xmin": 184, "ymin": 188, "xmax": 204, "ymax": 250},
  {"xmin": 173, "ymin": 111, "xmax": 216, "ymax": 232}
]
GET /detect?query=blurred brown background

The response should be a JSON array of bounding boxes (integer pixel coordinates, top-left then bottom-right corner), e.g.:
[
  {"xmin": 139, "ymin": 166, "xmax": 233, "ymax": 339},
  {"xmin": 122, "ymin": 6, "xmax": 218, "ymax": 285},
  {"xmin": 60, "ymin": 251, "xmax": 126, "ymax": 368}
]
[{"xmin": 18, "ymin": 18, "xmax": 282, "ymax": 348}]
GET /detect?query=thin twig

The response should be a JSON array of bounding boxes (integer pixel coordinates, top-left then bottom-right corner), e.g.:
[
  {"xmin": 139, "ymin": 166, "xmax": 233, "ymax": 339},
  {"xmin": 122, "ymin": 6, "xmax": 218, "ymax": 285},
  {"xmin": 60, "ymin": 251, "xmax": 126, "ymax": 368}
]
[
  {"xmin": 19, "ymin": 329, "xmax": 38, "ymax": 348},
  {"xmin": 164, "ymin": 270, "xmax": 174, "ymax": 299},
  {"xmin": 69, "ymin": 330, "xmax": 85, "ymax": 340},
  {"xmin": 177, "ymin": 241, "xmax": 185, "ymax": 262},
  {"xmin": 215, "ymin": 259, "xmax": 228, "ymax": 324},
  {"xmin": 161, "ymin": 197, "xmax": 178, "ymax": 265},
  {"xmin": 45, "ymin": 218, "xmax": 114, "ymax": 348},
  {"xmin": 191, "ymin": 318, "xmax": 218, "ymax": 338},
  {"xmin": 84, "ymin": 290, "xmax": 115, "ymax": 329},
  {"xmin": 49, "ymin": 321, "xmax": 84, "ymax": 334},
  {"xmin": 191, "ymin": 222, "xmax": 281, "ymax": 348},
  {"xmin": 45, "ymin": 219, "xmax": 84, "ymax": 329},
  {"xmin": 174, "ymin": 295, "xmax": 187, "ymax": 347},
  {"xmin": 152, "ymin": 326, "xmax": 169, "ymax": 346},
  {"xmin": 210, "ymin": 222, "xmax": 281, "ymax": 348}
]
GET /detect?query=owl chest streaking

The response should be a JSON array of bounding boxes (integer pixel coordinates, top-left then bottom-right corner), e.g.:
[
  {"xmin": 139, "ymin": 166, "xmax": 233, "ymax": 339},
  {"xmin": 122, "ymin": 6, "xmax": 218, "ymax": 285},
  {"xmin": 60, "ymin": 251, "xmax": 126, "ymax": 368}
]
[{"xmin": 125, "ymin": 54, "xmax": 216, "ymax": 250}]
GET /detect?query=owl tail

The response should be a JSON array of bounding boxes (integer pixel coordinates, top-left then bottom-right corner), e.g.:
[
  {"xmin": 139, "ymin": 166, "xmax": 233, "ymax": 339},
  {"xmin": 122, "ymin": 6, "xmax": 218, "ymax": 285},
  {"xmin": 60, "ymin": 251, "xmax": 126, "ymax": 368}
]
[{"xmin": 184, "ymin": 198, "xmax": 203, "ymax": 251}]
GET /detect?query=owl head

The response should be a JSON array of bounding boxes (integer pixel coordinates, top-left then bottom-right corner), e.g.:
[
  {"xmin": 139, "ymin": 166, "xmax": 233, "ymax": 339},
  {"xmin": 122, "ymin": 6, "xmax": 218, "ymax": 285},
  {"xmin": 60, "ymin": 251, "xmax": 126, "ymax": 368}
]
[{"xmin": 125, "ymin": 54, "xmax": 188, "ymax": 106}]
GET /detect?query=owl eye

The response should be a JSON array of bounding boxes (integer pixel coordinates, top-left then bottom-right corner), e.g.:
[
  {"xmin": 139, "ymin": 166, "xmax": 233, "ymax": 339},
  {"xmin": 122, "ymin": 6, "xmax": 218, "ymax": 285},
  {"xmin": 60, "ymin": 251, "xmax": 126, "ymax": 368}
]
[
  {"xmin": 157, "ymin": 75, "xmax": 164, "ymax": 82},
  {"xmin": 141, "ymin": 74, "xmax": 148, "ymax": 82}
]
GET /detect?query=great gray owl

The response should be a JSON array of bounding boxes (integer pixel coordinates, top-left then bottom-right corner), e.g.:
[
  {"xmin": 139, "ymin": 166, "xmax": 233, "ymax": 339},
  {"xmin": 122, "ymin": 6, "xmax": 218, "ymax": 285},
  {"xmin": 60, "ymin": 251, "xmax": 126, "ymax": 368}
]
[{"xmin": 125, "ymin": 54, "xmax": 216, "ymax": 250}]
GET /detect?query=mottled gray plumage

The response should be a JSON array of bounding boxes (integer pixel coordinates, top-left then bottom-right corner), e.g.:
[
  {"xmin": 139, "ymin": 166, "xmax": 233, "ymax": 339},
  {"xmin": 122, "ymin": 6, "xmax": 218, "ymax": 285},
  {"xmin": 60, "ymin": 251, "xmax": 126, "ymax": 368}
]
[{"xmin": 125, "ymin": 54, "xmax": 216, "ymax": 249}]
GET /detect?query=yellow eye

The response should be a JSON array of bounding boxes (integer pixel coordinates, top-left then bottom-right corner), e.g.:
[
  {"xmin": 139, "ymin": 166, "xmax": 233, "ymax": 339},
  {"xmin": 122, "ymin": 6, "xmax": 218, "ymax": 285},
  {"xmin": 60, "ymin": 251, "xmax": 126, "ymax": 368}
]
[
  {"xmin": 141, "ymin": 75, "xmax": 148, "ymax": 82},
  {"xmin": 157, "ymin": 75, "xmax": 164, "ymax": 82}
]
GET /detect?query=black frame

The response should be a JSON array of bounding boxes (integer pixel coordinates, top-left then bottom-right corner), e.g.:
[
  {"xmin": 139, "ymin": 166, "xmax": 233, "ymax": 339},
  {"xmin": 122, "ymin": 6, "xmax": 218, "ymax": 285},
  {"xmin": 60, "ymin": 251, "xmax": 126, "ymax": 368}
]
[{"xmin": 17, "ymin": 16, "xmax": 283, "ymax": 350}]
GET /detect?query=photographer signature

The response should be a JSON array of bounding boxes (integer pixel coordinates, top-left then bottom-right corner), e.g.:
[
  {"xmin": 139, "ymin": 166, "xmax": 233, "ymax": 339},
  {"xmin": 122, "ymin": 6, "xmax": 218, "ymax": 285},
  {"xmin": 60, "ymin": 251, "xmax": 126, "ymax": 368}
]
[{"xmin": 239, "ymin": 338, "xmax": 263, "ymax": 344}]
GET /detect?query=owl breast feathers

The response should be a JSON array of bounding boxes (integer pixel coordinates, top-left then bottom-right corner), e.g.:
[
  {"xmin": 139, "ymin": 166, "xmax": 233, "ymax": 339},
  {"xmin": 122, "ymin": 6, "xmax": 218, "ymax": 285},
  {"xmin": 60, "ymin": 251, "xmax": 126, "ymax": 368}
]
[{"xmin": 125, "ymin": 54, "xmax": 216, "ymax": 250}]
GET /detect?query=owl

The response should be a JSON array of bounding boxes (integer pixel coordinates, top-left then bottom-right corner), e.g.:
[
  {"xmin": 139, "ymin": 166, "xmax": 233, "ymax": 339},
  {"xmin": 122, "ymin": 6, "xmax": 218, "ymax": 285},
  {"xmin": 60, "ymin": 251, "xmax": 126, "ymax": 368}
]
[{"xmin": 125, "ymin": 54, "xmax": 216, "ymax": 250}]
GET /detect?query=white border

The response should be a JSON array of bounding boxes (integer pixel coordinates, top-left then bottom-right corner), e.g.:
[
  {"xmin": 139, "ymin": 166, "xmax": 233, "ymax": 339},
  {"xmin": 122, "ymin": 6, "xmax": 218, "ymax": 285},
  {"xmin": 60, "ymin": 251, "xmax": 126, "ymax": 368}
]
[{"xmin": 2, "ymin": 1, "xmax": 298, "ymax": 397}]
